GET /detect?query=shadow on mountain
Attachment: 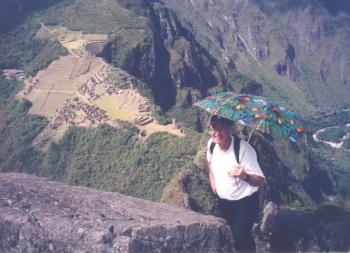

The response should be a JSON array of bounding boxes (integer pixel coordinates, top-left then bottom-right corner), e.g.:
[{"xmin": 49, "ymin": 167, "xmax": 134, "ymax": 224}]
[{"xmin": 0, "ymin": 0, "xmax": 62, "ymax": 34}]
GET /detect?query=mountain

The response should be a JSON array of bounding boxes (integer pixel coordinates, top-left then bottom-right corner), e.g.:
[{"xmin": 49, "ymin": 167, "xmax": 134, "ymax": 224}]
[
  {"xmin": 161, "ymin": 0, "xmax": 350, "ymax": 115},
  {"xmin": 1, "ymin": 0, "xmax": 350, "ymax": 251}
]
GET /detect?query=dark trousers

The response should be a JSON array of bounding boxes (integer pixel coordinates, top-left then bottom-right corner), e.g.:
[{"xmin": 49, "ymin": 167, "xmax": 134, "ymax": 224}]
[{"xmin": 217, "ymin": 192, "xmax": 259, "ymax": 253}]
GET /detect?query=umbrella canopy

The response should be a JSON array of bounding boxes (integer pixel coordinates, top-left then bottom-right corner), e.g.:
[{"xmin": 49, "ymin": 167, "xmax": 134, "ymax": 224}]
[{"xmin": 194, "ymin": 91, "xmax": 306, "ymax": 142}]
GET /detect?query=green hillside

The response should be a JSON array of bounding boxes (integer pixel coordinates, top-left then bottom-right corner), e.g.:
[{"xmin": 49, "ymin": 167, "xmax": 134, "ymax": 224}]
[
  {"xmin": 40, "ymin": 125, "xmax": 201, "ymax": 201},
  {"xmin": 42, "ymin": 0, "xmax": 148, "ymax": 33},
  {"xmin": 0, "ymin": 16, "xmax": 68, "ymax": 75},
  {"xmin": 0, "ymin": 76, "xmax": 202, "ymax": 202},
  {"xmin": 0, "ymin": 77, "xmax": 47, "ymax": 173}
]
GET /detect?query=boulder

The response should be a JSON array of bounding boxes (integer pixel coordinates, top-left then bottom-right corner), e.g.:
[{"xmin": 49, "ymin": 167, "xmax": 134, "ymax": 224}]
[
  {"xmin": 258, "ymin": 202, "xmax": 350, "ymax": 252},
  {"xmin": 0, "ymin": 173, "xmax": 234, "ymax": 253}
]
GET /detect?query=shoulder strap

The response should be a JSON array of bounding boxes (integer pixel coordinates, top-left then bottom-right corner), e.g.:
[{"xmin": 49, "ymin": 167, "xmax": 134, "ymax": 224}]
[
  {"xmin": 209, "ymin": 137, "xmax": 240, "ymax": 164},
  {"xmin": 209, "ymin": 141, "xmax": 216, "ymax": 154},
  {"xmin": 234, "ymin": 137, "xmax": 241, "ymax": 164}
]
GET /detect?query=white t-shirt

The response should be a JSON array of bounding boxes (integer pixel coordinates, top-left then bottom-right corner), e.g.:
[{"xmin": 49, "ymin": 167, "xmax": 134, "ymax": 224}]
[{"xmin": 206, "ymin": 136, "xmax": 264, "ymax": 201}]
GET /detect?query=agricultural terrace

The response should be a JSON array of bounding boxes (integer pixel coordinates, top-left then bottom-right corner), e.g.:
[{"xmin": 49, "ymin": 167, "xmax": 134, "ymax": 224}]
[
  {"xmin": 37, "ymin": 25, "xmax": 108, "ymax": 56},
  {"xmin": 21, "ymin": 24, "xmax": 185, "ymax": 139},
  {"xmin": 20, "ymin": 55, "xmax": 107, "ymax": 119}
]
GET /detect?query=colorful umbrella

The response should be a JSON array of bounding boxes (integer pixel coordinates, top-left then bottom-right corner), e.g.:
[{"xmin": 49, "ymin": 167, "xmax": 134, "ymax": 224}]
[{"xmin": 194, "ymin": 91, "xmax": 306, "ymax": 142}]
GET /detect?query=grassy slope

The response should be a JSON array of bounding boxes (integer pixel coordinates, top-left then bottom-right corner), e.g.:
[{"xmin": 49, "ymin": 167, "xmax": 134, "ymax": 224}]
[
  {"xmin": 0, "ymin": 16, "xmax": 68, "ymax": 75},
  {"xmin": 43, "ymin": 0, "xmax": 147, "ymax": 33},
  {"xmin": 40, "ymin": 125, "xmax": 201, "ymax": 201},
  {"xmin": 0, "ymin": 77, "xmax": 48, "ymax": 173}
]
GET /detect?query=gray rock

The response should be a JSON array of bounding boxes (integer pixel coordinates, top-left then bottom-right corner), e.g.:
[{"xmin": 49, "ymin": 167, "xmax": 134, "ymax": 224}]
[
  {"xmin": 259, "ymin": 202, "xmax": 279, "ymax": 236},
  {"xmin": 259, "ymin": 202, "xmax": 314, "ymax": 252},
  {"xmin": 257, "ymin": 202, "xmax": 350, "ymax": 252},
  {"xmin": 0, "ymin": 173, "xmax": 234, "ymax": 253}
]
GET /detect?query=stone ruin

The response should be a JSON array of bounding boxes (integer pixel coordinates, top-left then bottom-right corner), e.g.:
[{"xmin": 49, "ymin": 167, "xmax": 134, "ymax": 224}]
[{"xmin": 50, "ymin": 99, "xmax": 110, "ymax": 129}]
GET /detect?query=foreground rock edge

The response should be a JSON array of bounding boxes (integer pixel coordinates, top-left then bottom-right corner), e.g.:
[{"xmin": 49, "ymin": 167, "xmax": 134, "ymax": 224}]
[{"xmin": 0, "ymin": 173, "xmax": 234, "ymax": 253}]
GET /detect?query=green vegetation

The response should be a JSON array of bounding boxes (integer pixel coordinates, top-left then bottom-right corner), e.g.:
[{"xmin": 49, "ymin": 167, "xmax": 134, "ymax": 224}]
[
  {"xmin": 304, "ymin": 110, "xmax": 350, "ymax": 132},
  {"xmin": 109, "ymin": 30, "xmax": 150, "ymax": 68},
  {"xmin": 181, "ymin": 163, "xmax": 217, "ymax": 214},
  {"xmin": 304, "ymin": 110, "xmax": 350, "ymax": 195},
  {"xmin": 0, "ymin": 75, "xmax": 202, "ymax": 203},
  {"xmin": 40, "ymin": 124, "xmax": 201, "ymax": 201},
  {"xmin": 43, "ymin": 0, "xmax": 148, "ymax": 33},
  {"xmin": 0, "ymin": 77, "xmax": 48, "ymax": 173},
  {"xmin": 0, "ymin": 0, "xmax": 205, "ymax": 204},
  {"xmin": 317, "ymin": 126, "xmax": 348, "ymax": 143},
  {"xmin": 167, "ymin": 88, "xmax": 201, "ymax": 130},
  {"xmin": 0, "ymin": 16, "xmax": 68, "ymax": 76},
  {"xmin": 116, "ymin": 0, "xmax": 149, "ymax": 15},
  {"xmin": 309, "ymin": 142, "xmax": 350, "ymax": 198},
  {"xmin": 0, "ymin": 0, "xmax": 61, "ymax": 33},
  {"xmin": 343, "ymin": 139, "xmax": 350, "ymax": 149}
]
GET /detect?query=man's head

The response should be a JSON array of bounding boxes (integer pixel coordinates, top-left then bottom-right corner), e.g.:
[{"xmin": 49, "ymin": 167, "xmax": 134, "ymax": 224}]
[
  {"xmin": 210, "ymin": 115, "xmax": 233, "ymax": 127},
  {"xmin": 209, "ymin": 115, "xmax": 233, "ymax": 147}
]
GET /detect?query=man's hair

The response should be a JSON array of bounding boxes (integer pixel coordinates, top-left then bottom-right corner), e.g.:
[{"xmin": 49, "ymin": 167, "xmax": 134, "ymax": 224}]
[{"xmin": 210, "ymin": 115, "xmax": 233, "ymax": 127}]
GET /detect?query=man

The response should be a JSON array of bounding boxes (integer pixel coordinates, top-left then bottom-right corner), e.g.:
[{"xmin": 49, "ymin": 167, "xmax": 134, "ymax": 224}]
[{"xmin": 207, "ymin": 115, "xmax": 265, "ymax": 252}]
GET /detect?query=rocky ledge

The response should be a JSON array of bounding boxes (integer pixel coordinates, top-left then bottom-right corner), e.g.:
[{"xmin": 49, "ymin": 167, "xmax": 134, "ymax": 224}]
[{"xmin": 0, "ymin": 173, "xmax": 234, "ymax": 253}]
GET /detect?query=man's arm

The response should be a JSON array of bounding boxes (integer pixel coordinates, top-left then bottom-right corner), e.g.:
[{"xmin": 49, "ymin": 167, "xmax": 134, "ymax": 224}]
[
  {"xmin": 243, "ymin": 172, "xmax": 264, "ymax": 187},
  {"xmin": 228, "ymin": 165, "xmax": 265, "ymax": 187},
  {"xmin": 208, "ymin": 162, "xmax": 217, "ymax": 193}
]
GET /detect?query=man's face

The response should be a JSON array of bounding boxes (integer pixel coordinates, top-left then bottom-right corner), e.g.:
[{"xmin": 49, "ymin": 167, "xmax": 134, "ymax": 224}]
[{"xmin": 209, "ymin": 121, "xmax": 231, "ymax": 145}]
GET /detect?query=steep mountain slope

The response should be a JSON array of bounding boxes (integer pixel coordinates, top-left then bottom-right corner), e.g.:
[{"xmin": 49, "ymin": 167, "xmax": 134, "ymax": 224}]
[
  {"xmin": 100, "ymin": 2, "xmax": 229, "ymax": 112},
  {"xmin": 161, "ymin": 0, "xmax": 350, "ymax": 115}
]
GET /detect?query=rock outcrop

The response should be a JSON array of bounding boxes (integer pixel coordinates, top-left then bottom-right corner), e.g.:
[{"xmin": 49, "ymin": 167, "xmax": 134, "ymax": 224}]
[
  {"xmin": 102, "ymin": 4, "xmax": 227, "ymax": 111},
  {"xmin": 0, "ymin": 173, "xmax": 234, "ymax": 253},
  {"xmin": 274, "ymin": 45, "xmax": 299, "ymax": 82},
  {"xmin": 258, "ymin": 202, "xmax": 350, "ymax": 252}
]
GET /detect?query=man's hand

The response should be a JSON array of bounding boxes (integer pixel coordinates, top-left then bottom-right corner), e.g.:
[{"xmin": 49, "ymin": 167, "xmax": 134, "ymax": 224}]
[
  {"xmin": 229, "ymin": 164, "xmax": 265, "ymax": 186},
  {"xmin": 228, "ymin": 164, "xmax": 246, "ymax": 179}
]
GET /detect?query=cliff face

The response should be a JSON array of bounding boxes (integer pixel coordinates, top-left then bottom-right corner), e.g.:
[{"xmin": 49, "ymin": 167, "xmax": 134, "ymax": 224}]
[
  {"xmin": 104, "ymin": 3, "xmax": 228, "ymax": 110},
  {"xmin": 0, "ymin": 173, "xmax": 234, "ymax": 253},
  {"xmin": 161, "ymin": 0, "xmax": 350, "ymax": 114}
]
